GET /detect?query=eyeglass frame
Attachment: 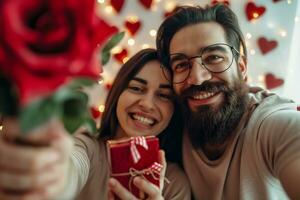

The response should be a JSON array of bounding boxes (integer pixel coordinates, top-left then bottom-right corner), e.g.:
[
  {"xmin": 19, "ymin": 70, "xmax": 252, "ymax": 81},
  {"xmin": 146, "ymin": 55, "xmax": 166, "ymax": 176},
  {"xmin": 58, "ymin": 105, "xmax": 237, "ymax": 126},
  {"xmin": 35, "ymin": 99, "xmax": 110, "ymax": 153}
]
[{"xmin": 161, "ymin": 43, "xmax": 240, "ymax": 84}]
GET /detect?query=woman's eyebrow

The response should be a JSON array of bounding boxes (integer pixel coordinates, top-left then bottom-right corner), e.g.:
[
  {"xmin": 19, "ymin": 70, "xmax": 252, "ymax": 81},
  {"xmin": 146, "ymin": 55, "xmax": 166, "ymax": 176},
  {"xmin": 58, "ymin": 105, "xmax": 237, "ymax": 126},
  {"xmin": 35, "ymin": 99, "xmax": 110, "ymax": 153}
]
[{"xmin": 132, "ymin": 77, "xmax": 147, "ymax": 84}]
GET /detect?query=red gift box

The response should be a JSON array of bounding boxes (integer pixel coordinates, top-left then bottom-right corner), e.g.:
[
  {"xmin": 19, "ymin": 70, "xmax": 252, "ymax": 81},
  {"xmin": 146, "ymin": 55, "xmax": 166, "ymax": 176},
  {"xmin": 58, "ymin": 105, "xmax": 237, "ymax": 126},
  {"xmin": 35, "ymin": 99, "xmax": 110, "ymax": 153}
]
[{"xmin": 107, "ymin": 136, "xmax": 162, "ymax": 199}]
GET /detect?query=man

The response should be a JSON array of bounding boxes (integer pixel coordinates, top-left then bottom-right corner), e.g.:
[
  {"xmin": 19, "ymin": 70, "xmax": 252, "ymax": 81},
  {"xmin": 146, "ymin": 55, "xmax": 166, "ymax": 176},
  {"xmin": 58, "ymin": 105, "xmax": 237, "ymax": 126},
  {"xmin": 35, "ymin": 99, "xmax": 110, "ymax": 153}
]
[{"xmin": 156, "ymin": 3, "xmax": 300, "ymax": 200}]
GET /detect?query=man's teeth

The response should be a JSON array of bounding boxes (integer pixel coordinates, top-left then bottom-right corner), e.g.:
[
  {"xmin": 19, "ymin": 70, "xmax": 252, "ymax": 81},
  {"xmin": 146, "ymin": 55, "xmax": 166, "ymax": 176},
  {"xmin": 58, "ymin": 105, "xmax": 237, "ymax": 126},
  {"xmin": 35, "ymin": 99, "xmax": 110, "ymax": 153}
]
[
  {"xmin": 132, "ymin": 114, "xmax": 154, "ymax": 125},
  {"xmin": 192, "ymin": 92, "xmax": 215, "ymax": 100}
]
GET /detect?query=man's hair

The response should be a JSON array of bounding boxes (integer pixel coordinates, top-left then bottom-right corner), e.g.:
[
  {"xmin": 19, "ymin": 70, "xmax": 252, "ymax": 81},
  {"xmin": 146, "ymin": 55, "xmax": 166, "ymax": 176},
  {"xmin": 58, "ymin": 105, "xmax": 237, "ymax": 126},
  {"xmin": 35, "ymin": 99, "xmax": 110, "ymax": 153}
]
[
  {"xmin": 99, "ymin": 48, "xmax": 184, "ymax": 164},
  {"xmin": 156, "ymin": 4, "xmax": 247, "ymax": 68}
]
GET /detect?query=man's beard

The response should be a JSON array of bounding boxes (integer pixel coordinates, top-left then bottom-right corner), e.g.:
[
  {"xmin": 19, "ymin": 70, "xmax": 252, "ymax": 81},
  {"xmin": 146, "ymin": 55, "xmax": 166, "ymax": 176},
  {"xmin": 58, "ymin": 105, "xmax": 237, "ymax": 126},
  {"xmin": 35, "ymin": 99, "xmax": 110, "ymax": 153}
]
[{"xmin": 179, "ymin": 77, "xmax": 249, "ymax": 149}]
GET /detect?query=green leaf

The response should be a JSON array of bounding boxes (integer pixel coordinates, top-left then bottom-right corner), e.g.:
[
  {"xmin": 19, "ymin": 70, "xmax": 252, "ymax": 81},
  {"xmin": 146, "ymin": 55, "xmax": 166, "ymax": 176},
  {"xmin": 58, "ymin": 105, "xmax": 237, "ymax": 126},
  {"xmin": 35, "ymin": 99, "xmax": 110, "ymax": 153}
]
[
  {"xmin": 67, "ymin": 78, "xmax": 96, "ymax": 89},
  {"xmin": 83, "ymin": 118, "xmax": 97, "ymax": 134},
  {"xmin": 102, "ymin": 31, "xmax": 125, "ymax": 52},
  {"xmin": 61, "ymin": 114, "xmax": 85, "ymax": 134},
  {"xmin": 20, "ymin": 98, "xmax": 57, "ymax": 133},
  {"xmin": 101, "ymin": 50, "xmax": 111, "ymax": 66}
]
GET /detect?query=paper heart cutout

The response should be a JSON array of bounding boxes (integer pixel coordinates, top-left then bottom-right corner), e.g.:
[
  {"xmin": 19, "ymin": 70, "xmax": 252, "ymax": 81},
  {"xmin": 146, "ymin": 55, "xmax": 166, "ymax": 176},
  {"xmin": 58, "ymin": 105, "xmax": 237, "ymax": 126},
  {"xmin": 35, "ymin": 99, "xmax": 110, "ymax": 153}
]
[
  {"xmin": 297, "ymin": 106, "xmax": 300, "ymax": 111},
  {"xmin": 258, "ymin": 37, "xmax": 278, "ymax": 55},
  {"xmin": 125, "ymin": 19, "xmax": 141, "ymax": 36},
  {"xmin": 211, "ymin": 0, "xmax": 230, "ymax": 6},
  {"xmin": 265, "ymin": 73, "xmax": 284, "ymax": 90},
  {"xmin": 113, "ymin": 48, "xmax": 128, "ymax": 63},
  {"xmin": 105, "ymin": 83, "xmax": 112, "ymax": 91},
  {"xmin": 110, "ymin": 0, "xmax": 125, "ymax": 13},
  {"xmin": 245, "ymin": 2, "xmax": 266, "ymax": 21},
  {"xmin": 139, "ymin": 0, "xmax": 153, "ymax": 10},
  {"xmin": 90, "ymin": 107, "xmax": 101, "ymax": 119}
]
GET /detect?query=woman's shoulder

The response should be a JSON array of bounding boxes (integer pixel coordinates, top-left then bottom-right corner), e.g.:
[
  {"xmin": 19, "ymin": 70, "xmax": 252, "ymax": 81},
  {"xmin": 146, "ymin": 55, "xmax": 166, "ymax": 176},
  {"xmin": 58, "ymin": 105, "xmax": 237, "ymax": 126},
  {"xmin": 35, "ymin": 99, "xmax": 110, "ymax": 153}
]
[{"xmin": 163, "ymin": 162, "xmax": 191, "ymax": 200}]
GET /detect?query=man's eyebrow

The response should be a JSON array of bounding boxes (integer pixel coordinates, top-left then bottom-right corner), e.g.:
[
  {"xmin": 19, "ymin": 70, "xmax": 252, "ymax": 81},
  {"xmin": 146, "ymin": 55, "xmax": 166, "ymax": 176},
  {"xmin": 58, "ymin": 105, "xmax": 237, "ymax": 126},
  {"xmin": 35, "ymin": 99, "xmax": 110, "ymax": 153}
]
[{"xmin": 204, "ymin": 45, "xmax": 227, "ymax": 53}]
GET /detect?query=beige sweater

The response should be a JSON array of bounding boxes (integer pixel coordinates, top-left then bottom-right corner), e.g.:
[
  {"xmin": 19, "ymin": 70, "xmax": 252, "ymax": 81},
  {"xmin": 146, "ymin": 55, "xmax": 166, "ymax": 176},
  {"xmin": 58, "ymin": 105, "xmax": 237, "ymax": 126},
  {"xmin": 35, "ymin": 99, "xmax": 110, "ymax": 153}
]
[
  {"xmin": 59, "ymin": 133, "xmax": 191, "ymax": 200},
  {"xmin": 183, "ymin": 89, "xmax": 300, "ymax": 200}
]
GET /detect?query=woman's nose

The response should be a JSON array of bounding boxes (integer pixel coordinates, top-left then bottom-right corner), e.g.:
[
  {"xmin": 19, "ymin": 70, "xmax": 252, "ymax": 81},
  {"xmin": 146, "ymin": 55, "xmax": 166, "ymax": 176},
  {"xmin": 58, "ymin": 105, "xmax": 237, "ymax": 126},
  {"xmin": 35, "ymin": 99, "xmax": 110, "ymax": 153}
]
[{"xmin": 138, "ymin": 94, "xmax": 155, "ymax": 111}]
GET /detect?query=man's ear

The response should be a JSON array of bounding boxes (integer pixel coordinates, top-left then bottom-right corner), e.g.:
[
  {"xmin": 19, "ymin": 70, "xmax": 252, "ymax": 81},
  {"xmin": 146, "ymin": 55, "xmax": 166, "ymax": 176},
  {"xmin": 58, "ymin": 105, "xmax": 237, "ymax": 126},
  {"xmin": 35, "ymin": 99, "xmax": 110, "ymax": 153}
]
[{"xmin": 238, "ymin": 55, "xmax": 247, "ymax": 81}]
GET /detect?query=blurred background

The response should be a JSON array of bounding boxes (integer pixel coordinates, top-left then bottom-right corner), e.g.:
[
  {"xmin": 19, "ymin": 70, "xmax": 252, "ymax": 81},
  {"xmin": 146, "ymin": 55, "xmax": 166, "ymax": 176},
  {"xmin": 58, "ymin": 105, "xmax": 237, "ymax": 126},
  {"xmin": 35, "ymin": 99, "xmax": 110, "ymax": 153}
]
[{"xmin": 87, "ymin": 0, "xmax": 300, "ymax": 120}]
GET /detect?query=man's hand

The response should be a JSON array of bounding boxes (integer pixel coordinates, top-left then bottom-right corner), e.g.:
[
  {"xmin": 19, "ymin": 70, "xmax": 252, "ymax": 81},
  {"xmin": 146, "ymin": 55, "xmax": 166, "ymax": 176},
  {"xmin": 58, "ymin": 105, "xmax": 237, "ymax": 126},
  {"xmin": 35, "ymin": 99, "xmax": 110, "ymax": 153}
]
[{"xmin": 0, "ymin": 118, "xmax": 73, "ymax": 200}]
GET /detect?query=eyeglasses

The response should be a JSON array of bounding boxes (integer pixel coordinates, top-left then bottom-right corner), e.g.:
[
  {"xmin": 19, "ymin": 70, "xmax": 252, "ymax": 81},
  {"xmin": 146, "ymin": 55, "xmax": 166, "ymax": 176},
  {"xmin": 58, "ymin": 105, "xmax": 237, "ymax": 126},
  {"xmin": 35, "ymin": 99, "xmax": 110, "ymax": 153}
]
[{"xmin": 162, "ymin": 43, "xmax": 240, "ymax": 84}]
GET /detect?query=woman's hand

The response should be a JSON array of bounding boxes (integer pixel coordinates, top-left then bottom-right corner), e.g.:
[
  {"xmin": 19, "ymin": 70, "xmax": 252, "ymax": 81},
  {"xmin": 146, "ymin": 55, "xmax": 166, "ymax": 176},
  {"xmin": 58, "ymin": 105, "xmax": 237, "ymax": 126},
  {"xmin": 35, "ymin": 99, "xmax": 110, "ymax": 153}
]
[
  {"xmin": 108, "ymin": 150, "xmax": 166, "ymax": 200},
  {"xmin": 0, "ymin": 118, "xmax": 73, "ymax": 200}
]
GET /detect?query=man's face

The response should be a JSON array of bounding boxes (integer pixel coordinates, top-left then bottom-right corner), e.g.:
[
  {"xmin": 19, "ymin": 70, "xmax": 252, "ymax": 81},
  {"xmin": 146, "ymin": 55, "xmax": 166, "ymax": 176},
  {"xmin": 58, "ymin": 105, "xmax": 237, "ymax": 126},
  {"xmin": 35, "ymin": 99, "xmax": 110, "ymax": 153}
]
[{"xmin": 169, "ymin": 22, "xmax": 248, "ymax": 147}]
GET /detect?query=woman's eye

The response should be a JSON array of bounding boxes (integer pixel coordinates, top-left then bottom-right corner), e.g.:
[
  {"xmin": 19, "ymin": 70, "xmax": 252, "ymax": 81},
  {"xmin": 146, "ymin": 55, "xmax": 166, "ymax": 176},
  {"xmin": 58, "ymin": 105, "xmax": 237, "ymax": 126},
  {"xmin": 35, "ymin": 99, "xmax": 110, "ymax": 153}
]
[
  {"xmin": 158, "ymin": 93, "xmax": 173, "ymax": 101},
  {"xmin": 127, "ymin": 86, "xmax": 143, "ymax": 93}
]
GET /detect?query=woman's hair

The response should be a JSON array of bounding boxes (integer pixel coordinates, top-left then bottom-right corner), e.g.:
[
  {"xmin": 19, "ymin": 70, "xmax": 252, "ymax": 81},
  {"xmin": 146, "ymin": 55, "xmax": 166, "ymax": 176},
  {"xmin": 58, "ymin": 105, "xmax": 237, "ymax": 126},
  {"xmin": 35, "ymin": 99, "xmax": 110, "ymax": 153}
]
[
  {"xmin": 156, "ymin": 4, "xmax": 247, "ymax": 69},
  {"xmin": 99, "ymin": 48, "xmax": 184, "ymax": 164}
]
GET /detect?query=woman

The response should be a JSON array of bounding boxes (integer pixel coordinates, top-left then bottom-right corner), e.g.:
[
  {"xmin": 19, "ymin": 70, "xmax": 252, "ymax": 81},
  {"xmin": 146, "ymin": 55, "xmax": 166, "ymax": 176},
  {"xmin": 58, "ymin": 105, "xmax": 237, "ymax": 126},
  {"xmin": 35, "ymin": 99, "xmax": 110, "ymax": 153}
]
[{"xmin": 0, "ymin": 49, "xmax": 190, "ymax": 200}]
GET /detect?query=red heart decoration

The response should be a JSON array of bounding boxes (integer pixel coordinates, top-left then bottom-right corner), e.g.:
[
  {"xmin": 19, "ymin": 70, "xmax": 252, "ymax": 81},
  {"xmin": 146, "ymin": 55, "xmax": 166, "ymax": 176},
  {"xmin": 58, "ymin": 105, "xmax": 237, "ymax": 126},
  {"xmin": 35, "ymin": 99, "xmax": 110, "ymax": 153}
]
[
  {"xmin": 257, "ymin": 37, "xmax": 278, "ymax": 55},
  {"xmin": 90, "ymin": 106, "xmax": 101, "ymax": 119},
  {"xmin": 105, "ymin": 83, "xmax": 113, "ymax": 91},
  {"xmin": 110, "ymin": 0, "xmax": 125, "ymax": 13},
  {"xmin": 124, "ymin": 19, "xmax": 141, "ymax": 36},
  {"xmin": 139, "ymin": 0, "xmax": 153, "ymax": 10},
  {"xmin": 113, "ymin": 48, "xmax": 128, "ymax": 64},
  {"xmin": 245, "ymin": 2, "xmax": 266, "ymax": 21},
  {"xmin": 297, "ymin": 106, "xmax": 300, "ymax": 111},
  {"xmin": 211, "ymin": 0, "xmax": 230, "ymax": 6},
  {"xmin": 265, "ymin": 73, "xmax": 284, "ymax": 90}
]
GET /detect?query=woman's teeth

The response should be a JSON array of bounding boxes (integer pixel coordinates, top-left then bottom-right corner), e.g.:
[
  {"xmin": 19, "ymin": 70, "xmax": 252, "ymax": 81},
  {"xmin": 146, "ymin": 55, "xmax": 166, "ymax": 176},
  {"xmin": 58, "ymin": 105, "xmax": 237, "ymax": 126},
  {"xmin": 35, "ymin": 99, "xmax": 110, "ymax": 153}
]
[{"xmin": 132, "ymin": 114, "xmax": 154, "ymax": 125}]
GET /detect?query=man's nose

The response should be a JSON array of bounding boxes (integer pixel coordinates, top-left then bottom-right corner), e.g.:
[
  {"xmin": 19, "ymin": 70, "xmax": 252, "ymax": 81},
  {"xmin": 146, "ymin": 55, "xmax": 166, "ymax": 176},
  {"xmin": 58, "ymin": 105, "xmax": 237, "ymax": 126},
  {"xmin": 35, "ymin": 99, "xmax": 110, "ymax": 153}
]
[{"xmin": 186, "ymin": 59, "xmax": 212, "ymax": 85}]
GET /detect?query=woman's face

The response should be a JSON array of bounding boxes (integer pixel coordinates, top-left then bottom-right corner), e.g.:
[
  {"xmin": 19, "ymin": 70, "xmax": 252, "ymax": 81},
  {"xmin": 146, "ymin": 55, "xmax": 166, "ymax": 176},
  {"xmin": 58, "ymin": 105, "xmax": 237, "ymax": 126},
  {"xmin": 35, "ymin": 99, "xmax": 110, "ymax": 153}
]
[{"xmin": 116, "ymin": 60, "xmax": 174, "ymax": 138}]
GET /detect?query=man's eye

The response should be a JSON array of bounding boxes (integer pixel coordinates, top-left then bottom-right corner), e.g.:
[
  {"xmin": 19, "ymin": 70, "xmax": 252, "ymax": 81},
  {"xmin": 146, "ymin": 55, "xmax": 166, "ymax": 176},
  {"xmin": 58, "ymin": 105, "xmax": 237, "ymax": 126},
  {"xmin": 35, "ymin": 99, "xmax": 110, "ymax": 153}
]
[
  {"xmin": 203, "ymin": 55, "xmax": 224, "ymax": 64},
  {"xmin": 173, "ymin": 61, "xmax": 190, "ymax": 72}
]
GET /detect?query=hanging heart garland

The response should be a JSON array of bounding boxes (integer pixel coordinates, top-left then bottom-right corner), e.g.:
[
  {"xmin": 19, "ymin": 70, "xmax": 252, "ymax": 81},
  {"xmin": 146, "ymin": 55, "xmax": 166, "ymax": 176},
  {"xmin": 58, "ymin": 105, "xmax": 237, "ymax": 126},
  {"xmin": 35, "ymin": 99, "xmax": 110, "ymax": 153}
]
[
  {"xmin": 265, "ymin": 73, "xmax": 284, "ymax": 90},
  {"xmin": 113, "ymin": 48, "xmax": 128, "ymax": 64},
  {"xmin": 245, "ymin": 2, "xmax": 266, "ymax": 21},
  {"xmin": 110, "ymin": 0, "xmax": 125, "ymax": 13},
  {"xmin": 257, "ymin": 37, "xmax": 278, "ymax": 55},
  {"xmin": 139, "ymin": 0, "xmax": 153, "ymax": 10},
  {"xmin": 124, "ymin": 19, "xmax": 141, "ymax": 36}
]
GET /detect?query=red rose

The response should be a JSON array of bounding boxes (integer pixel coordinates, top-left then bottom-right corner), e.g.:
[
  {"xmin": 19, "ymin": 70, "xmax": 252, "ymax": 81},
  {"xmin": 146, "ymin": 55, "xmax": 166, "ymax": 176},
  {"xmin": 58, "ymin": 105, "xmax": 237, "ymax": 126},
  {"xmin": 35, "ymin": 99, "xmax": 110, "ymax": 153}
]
[{"xmin": 0, "ymin": 0, "xmax": 117, "ymax": 105}]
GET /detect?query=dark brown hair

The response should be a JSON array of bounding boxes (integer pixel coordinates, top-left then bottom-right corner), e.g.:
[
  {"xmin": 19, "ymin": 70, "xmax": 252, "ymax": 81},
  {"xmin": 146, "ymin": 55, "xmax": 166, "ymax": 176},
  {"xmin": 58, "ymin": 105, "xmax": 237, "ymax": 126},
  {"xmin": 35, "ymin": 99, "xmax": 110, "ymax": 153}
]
[
  {"xmin": 99, "ymin": 48, "xmax": 183, "ymax": 163},
  {"xmin": 156, "ymin": 4, "xmax": 247, "ymax": 68}
]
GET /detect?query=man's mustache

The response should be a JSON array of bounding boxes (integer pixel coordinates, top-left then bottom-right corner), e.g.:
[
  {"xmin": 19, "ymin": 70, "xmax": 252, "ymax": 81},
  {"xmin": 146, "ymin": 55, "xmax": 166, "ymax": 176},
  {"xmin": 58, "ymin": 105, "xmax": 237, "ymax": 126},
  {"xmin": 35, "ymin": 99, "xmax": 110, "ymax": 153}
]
[{"xmin": 180, "ymin": 80, "xmax": 230, "ymax": 99}]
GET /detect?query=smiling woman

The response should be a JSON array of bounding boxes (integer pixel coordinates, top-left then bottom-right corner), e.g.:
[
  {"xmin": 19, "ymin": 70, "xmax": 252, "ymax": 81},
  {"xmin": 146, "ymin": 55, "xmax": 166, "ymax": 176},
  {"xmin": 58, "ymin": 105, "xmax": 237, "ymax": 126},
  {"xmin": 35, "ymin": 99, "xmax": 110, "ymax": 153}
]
[{"xmin": 63, "ymin": 48, "xmax": 191, "ymax": 200}]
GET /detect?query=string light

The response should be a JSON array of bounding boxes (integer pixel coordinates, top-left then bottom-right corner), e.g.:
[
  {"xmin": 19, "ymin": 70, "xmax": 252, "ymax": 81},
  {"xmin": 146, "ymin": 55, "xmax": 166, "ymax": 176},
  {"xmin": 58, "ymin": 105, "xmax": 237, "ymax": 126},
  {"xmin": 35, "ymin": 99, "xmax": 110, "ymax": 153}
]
[
  {"xmin": 98, "ymin": 105, "xmax": 105, "ymax": 113},
  {"xmin": 0, "ymin": 125, "xmax": 3, "ymax": 131},
  {"xmin": 258, "ymin": 75, "xmax": 265, "ymax": 82},
  {"xmin": 295, "ymin": 16, "xmax": 299, "ymax": 22},
  {"xmin": 98, "ymin": 76, "xmax": 104, "ymax": 85},
  {"xmin": 165, "ymin": 1, "xmax": 176, "ymax": 12},
  {"xmin": 287, "ymin": 0, "xmax": 292, "ymax": 4},
  {"xmin": 250, "ymin": 49, "xmax": 256, "ymax": 55},
  {"xmin": 149, "ymin": 29, "xmax": 157, "ymax": 37},
  {"xmin": 105, "ymin": 5, "xmax": 114, "ymax": 15},
  {"xmin": 267, "ymin": 22, "xmax": 275, "ymax": 28},
  {"xmin": 111, "ymin": 46, "xmax": 122, "ymax": 54},
  {"xmin": 127, "ymin": 15, "xmax": 139, "ymax": 23},
  {"xmin": 279, "ymin": 30, "xmax": 287, "ymax": 37},
  {"xmin": 252, "ymin": 12, "xmax": 259, "ymax": 19},
  {"xmin": 128, "ymin": 38, "xmax": 135, "ymax": 46},
  {"xmin": 246, "ymin": 33, "xmax": 252, "ymax": 39},
  {"xmin": 142, "ymin": 44, "xmax": 150, "ymax": 49},
  {"xmin": 97, "ymin": 0, "xmax": 105, "ymax": 4},
  {"xmin": 123, "ymin": 57, "xmax": 129, "ymax": 63}
]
